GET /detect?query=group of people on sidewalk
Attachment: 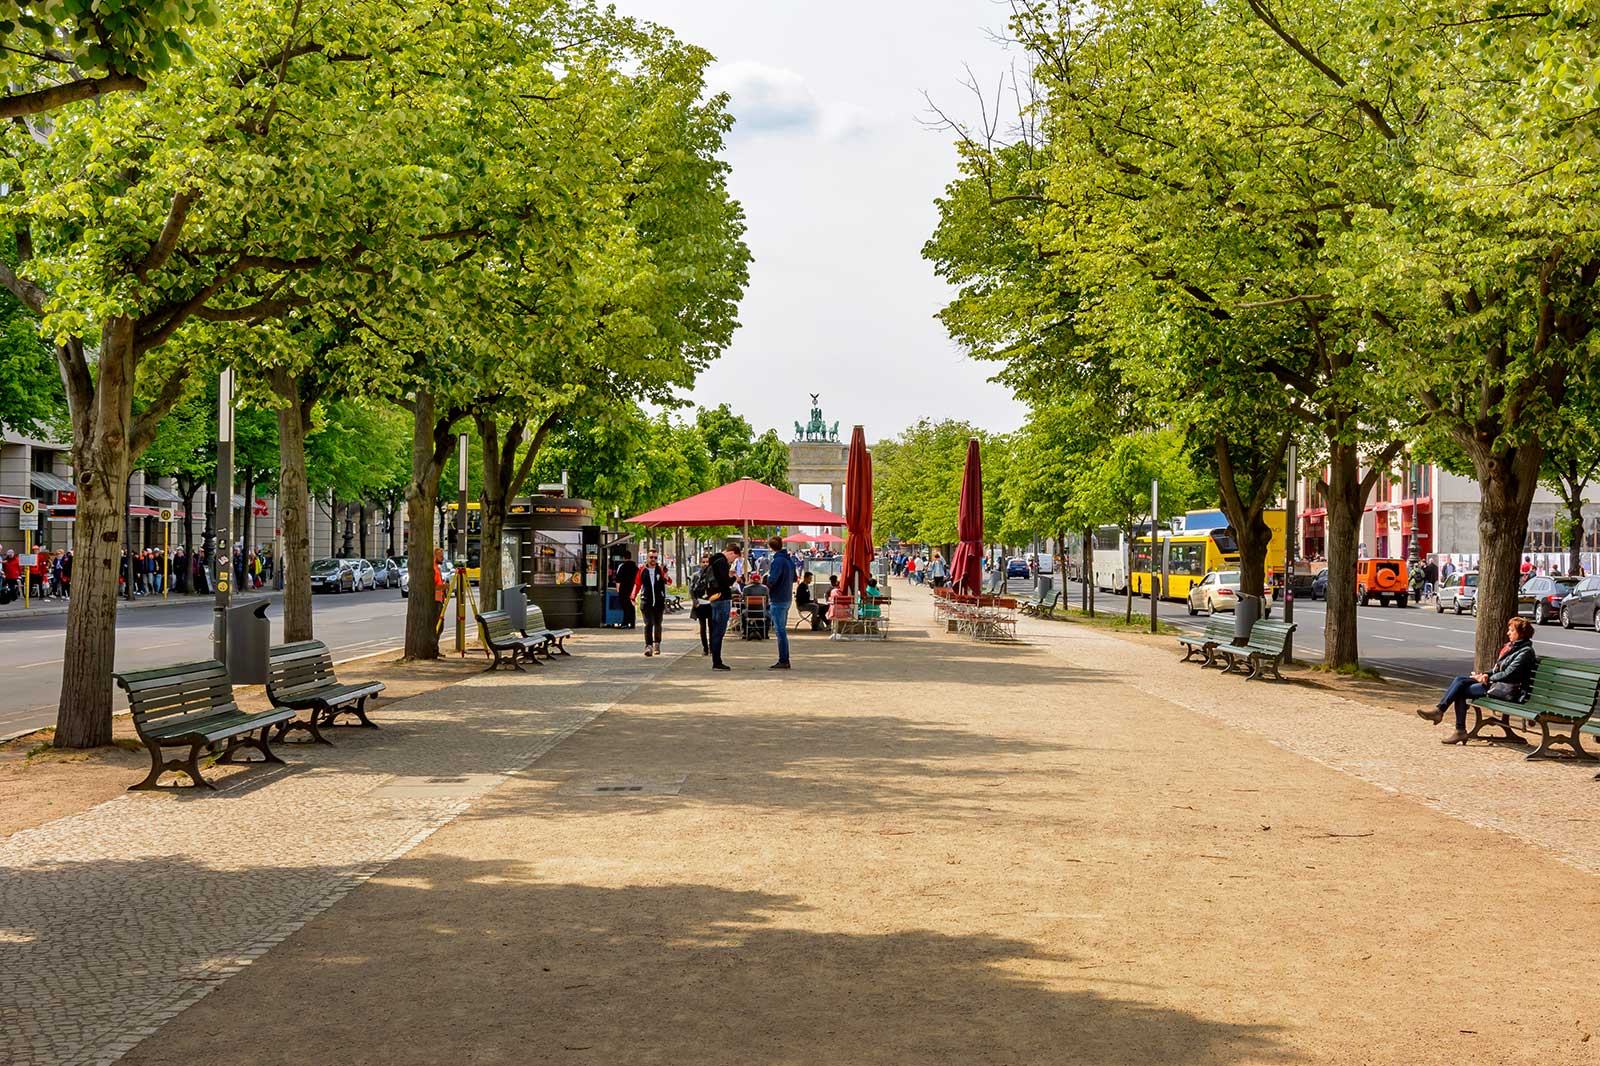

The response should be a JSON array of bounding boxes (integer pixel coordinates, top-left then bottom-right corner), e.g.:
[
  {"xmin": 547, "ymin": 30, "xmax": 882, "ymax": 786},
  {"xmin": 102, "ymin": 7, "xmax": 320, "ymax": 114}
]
[{"xmin": 1, "ymin": 547, "xmax": 69, "ymax": 604}]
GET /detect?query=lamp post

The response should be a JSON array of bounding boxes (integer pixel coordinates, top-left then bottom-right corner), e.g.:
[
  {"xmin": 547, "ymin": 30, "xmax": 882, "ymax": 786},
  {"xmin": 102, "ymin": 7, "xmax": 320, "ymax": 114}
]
[
  {"xmin": 1149, "ymin": 478, "xmax": 1160, "ymax": 633},
  {"xmin": 1284, "ymin": 441, "xmax": 1298, "ymax": 661},
  {"xmin": 456, "ymin": 432, "xmax": 468, "ymax": 656},
  {"xmin": 212, "ymin": 368, "xmax": 235, "ymax": 664}
]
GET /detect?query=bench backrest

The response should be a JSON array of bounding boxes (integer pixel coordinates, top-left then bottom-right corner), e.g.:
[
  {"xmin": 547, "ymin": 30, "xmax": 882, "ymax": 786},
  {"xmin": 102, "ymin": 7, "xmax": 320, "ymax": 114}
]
[
  {"xmin": 1524, "ymin": 657, "xmax": 1600, "ymax": 715},
  {"xmin": 1246, "ymin": 619, "xmax": 1296, "ymax": 650},
  {"xmin": 1044, "ymin": 592, "xmax": 1060, "ymax": 608},
  {"xmin": 525, "ymin": 604, "xmax": 549, "ymax": 632},
  {"xmin": 114, "ymin": 659, "xmax": 236, "ymax": 733},
  {"xmin": 478, "ymin": 610, "xmax": 517, "ymax": 645},
  {"xmin": 1202, "ymin": 617, "xmax": 1237, "ymax": 642},
  {"xmin": 268, "ymin": 640, "xmax": 336, "ymax": 694}
]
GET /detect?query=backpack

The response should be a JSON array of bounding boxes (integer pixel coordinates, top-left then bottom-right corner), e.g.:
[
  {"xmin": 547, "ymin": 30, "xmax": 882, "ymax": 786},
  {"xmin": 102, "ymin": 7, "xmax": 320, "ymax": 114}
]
[{"xmin": 690, "ymin": 563, "xmax": 714, "ymax": 600}]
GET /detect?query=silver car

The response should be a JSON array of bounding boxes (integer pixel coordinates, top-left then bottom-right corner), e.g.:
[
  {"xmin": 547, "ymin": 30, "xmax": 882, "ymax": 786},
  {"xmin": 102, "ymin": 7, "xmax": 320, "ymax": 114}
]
[{"xmin": 1434, "ymin": 570, "xmax": 1478, "ymax": 615}]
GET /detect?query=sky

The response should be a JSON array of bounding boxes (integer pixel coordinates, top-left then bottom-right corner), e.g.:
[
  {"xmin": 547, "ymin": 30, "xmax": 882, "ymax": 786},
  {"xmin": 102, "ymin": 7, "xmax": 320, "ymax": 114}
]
[{"xmin": 613, "ymin": 0, "xmax": 1029, "ymax": 444}]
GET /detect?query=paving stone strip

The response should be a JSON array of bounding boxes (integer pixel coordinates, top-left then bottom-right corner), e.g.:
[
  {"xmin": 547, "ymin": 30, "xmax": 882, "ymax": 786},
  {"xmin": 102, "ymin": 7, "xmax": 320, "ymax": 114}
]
[
  {"xmin": 1010, "ymin": 603, "xmax": 1600, "ymax": 875},
  {"xmin": 0, "ymin": 629, "xmax": 686, "ymax": 1066}
]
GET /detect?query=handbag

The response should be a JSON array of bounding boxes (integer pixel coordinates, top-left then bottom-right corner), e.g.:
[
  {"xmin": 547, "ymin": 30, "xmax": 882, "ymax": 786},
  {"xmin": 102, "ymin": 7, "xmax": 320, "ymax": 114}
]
[{"xmin": 1486, "ymin": 681, "xmax": 1522, "ymax": 701}]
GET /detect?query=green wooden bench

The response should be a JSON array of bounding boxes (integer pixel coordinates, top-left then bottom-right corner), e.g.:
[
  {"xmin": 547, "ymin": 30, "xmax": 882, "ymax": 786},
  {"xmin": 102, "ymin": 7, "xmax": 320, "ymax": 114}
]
[
  {"xmin": 1018, "ymin": 590, "xmax": 1049, "ymax": 616},
  {"xmin": 477, "ymin": 610, "xmax": 547, "ymax": 671},
  {"xmin": 525, "ymin": 604, "xmax": 573, "ymax": 656},
  {"xmin": 1178, "ymin": 617, "xmax": 1240, "ymax": 666},
  {"xmin": 114, "ymin": 659, "xmax": 294, "ymax": 791},
  {"xmin": 1218, "ymin": 619, "xmax": 1297, "ymax": 681},
  {"xmin": 1034, "ymin": 591, "xmax": 1060, "ymax": 618},
  {"xmin": 267, "ymin": 640, "xmax": 385, "ymax": 744},
  {"xmin": 1467, "ymin": 657, "xmax": 1600, "ymax": 759}
]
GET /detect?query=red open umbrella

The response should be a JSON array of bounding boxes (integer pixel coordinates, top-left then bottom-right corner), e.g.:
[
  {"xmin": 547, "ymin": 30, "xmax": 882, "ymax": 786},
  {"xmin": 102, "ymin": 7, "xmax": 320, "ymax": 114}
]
[
  {"xmin": 783, "ymin": 531, "xmax": 843, "ymax": 546},
  {"xmin": 948, "ymin": 438, "xmax": 983, "ymax": 595},
  {"xmin": 839, "ymin": 426, "xmax": 874, "ymax": 597}
]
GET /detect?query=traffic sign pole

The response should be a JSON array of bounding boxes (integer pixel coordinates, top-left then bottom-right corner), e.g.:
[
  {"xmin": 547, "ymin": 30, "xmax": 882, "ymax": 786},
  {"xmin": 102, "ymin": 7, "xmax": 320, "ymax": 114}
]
[{"xmin": 18, "ymin": 498, "xmax": 38, "ymax": 609}]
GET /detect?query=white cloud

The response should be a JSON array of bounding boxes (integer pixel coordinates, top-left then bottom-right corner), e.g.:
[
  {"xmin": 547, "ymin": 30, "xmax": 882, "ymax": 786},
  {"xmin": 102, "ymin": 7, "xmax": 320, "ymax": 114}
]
[{"xmin": 709, "ymin": 60, "xmax": 883, "ymax": 142}]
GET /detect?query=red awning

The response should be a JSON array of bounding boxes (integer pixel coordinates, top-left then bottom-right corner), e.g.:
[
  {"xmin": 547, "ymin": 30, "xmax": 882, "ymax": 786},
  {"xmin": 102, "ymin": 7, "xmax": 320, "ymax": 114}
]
[
  {"xmin": 627, "ymin": 478, "xmax": 846, "ymax": 528},
  {"xmin": 784, "ymin": 531, "xmax": 842, "ymax": 545}
]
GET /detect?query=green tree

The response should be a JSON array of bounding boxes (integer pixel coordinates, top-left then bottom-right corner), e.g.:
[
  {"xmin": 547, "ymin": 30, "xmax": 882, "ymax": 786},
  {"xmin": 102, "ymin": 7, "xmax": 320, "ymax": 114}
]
[{"xmin": 0, "ymin": 0, "xmax": 209, "ymax": 118}]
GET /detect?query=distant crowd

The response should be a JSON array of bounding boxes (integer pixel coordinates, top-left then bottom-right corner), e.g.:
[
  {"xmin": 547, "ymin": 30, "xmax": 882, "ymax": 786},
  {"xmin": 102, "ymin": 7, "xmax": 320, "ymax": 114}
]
[{"xmin": 0, "ymin": 544, "xmax": 277, "ymax": 604}]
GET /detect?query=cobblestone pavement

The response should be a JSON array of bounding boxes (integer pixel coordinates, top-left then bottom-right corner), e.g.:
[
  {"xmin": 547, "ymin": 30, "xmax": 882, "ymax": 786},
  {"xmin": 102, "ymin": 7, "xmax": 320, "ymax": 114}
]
[
  {"xmin": 1004, "ymin": 593, "xmax": 1600, "ymax": 875},
  {"xmin": 0, "ymin": 625, "xmax": 686, "ymax": 1066}
]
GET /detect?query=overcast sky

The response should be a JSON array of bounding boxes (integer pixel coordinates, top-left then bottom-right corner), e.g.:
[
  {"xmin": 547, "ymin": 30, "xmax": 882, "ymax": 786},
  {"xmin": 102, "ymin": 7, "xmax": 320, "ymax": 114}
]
[{"xmin": 614, "ymin": 0, "xmax": 1028, "ymax": 445}]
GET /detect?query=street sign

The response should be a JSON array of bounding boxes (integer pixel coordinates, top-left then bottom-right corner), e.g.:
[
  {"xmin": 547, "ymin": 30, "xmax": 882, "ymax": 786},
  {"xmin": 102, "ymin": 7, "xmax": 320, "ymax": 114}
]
[
  {"xmin": 17, "ymin": 498, "xmax": 39, "ymax": 531},
  {"xmin": 158, "ymin": 506, "xmax": 175, "ymax": 524}
]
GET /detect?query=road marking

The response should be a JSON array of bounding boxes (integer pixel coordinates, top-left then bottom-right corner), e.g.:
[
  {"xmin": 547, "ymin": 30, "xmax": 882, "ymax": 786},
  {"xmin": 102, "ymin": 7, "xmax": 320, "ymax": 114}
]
[
  {"xmin": 144, "ymin": 641, "xmax": 185, "ymax": 649},
  {"xmin": 18, "ymin": 659, "xmax": 61, "ymax": 669},
  {"xmin": 1369, "ymin": 634, "xmax": 1404, "ymax": 642},
  {"xmin": 1436, "ymin": 644, "xmax": 1473, "ymax": 653},
  {"xmin": 1535, "ymin": 639, "xmax": 1595, "ymax": 651},
  {"xmin": 1382, "ymin": 620, "xmax": 1440, "ymax": 630}
]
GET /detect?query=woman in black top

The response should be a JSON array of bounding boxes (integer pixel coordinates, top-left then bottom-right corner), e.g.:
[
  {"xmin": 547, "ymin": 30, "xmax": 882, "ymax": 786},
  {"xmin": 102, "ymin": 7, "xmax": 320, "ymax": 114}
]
[{"xmin": 1418, "ymin": 616, "xmax": 1536, "ymax": 743}]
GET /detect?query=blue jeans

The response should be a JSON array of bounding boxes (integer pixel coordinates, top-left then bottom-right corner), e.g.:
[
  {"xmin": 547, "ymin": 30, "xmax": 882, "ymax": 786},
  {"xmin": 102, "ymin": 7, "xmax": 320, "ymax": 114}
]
[
  {"xmin": 709, "ymin": 600, "xmax": 731, "ymax": 665},
  {"xmin": 770, "ymin": 602, "xmax": 790, "ymax": 663},
  {"xmin": 1439, "ymin": 674, "xmax": 1487, "ymax": 730}
]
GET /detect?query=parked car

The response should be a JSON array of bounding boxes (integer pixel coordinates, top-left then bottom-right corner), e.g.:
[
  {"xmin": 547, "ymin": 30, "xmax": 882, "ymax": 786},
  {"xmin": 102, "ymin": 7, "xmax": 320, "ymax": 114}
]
[
  {"xmin": 1434, "ymin": 570, "xmax": 1479, "ymax": 615},
  {"xmin": 1521, "ymin": 575, "xmax": 1578, "ymax": 624},
  {"xmin": 368, "ymin": 557, "xmax": 401, "ymax": 589},
  {"xmin": 399, "ymin": 557, "xmax": 451, "ymax": 599},
  {"xmin": 348, "ymin": 558, "xmax": 376, "ymax": 591},
  {"xmin": 1310, "ymin": 569, "xmax": 1328, "ymax": 600},
  {"xmin": 1006, "ymin": 557, "xmax": 1030, "ymax": 579},
  {"xmin": 1185, "ymin": 570, "xmax": 1273, "ymax": 618},
  {"xmin": 1355, "ymin": 558, "xmax": 1409, "ymax": 607},
  {"xmin": 309, "ymin": 557, "xmax": 355, "ymax": 594},
  {"xmin": 1560, "ymin": 575, "xmax": 1600, "ymax": 629}
]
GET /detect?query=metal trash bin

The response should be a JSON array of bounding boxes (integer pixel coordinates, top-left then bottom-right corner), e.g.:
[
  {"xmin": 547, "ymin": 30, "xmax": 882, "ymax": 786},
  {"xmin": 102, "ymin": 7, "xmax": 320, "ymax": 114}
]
[
  {"xmin": 499, "ymin": 584, "xmax": 528, "ymax": 632},
  {"xmin": 1037, "ymin": 574, "xmax": 1054, "ymax": 597},
  {"xmin": 226, "ymin": 598, "xmax": 271, "ymax": 684},
  {"xmin": 1234, "ymin": 593, "xmax": 1262, "ymax": 641}
]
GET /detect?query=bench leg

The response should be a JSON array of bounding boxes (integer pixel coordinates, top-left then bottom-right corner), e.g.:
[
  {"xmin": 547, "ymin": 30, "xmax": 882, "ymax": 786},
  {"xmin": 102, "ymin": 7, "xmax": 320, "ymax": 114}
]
[
  {"xmin": 337, "ymin": 697, "xmax": 378, "ymax": 729},
  {"xmin": 553, "ymin": 637, "xmax": 571, "ymax": 657},
  {"xmin": 1525, "ymin": 719, "xmax": 1597, "ymax": 761},
  {"xmin": 216, "ymin": 726, "xmax": 286, "ymax": 765},
  {"xmin": 1464, "ymin": 707, "xmax": 1526, "ymax": 745},
  {"xmin": 129, "ymin": 740, "xmax": 218, "ymax": 791},
  {"xmin": 1180, "ymin": 644, "xmax": 1200, "ymax": 663}
]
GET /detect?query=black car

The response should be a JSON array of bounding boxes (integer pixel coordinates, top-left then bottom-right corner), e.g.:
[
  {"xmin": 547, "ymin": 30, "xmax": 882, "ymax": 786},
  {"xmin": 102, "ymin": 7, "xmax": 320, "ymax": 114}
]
[
  {"xmin": 1521, "ymin": 575, "xmax": 1579, "ymax": 625},
  {"xmin": 309, "ymin": 557, "xmax": 355, "ymax": 593},
  {"xmin": 1310, "ymin": 570, "xmax": 1328, "ymax": 600},
  {"xmin": 1560, "ymin": 575, "xmax": 1600, "ymax": 629}
]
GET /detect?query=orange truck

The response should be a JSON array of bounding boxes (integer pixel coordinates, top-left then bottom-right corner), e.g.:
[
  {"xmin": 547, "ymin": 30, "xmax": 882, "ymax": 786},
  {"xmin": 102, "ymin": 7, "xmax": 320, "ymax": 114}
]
[{"xmin": 1356, "ymin": 558, "xmax": 1410, "ymax": 607}]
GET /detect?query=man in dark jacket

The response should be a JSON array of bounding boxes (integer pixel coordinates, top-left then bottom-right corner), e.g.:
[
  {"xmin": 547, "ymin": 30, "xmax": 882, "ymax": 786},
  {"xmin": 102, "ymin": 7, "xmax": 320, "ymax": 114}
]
[
  {"xmin": 614, "ymin": 549, "xmax": 639, "ymax": 629},
  {"xmin": 633, "ymin": 547, "xmax": 670, "ymax": 657},
  {"xmin": 764, "ymin": 536, "xmax": 797, "ymax": 669},
  {"xmin": 707, "ymin": 543, "xmax": 737, "ymax": 670},
  {"xmin": 1423, "ymin": 557, "xmax": 1439, "ymax": 597},
  {"xmin": 1418, "ymin": 616, "xmax": 1536, "ymax": 743}
]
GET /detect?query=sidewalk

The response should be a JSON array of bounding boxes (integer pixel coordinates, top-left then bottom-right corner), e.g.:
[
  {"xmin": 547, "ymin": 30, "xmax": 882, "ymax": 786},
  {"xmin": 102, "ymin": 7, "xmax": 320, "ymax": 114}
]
[
  {"xmin": 6, "ymin": 587, "xmax": 1600, "ymax": 1064},
  {"xmin": 0, "ymin": 587, "xmax": 283, "ymax": 622}
]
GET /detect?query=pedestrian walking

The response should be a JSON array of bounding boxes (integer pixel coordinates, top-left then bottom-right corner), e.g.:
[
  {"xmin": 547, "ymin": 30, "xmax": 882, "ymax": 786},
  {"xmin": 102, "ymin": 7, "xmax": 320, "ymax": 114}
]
[
  {"xmin": 1, "ymin": 549, "xmax": 20, "ymax": 604},
  {"xmin": 691, "ymin": 551, "xmax": 715, "ymax": 655},
  {"xmin": 1417, "ymin": 617, "xmax": 1536, "ymax": 744},
  {"xmin": 764, "ymin": 536, "xmax": 797, "ymax": 669},
  {"xmin": 1423, "ymin": 556, "xmax": 1439, "ymax": 598},
  {"xmin": 614, "ymin": 549, "xmax": 638, "ymax": 629},
  {"xmin": 707, "ymin": 543, "xmax": 737, "ymax": 670},
  {"xmin": 930, "ymin": 551, "xmax": 949, "ymax": 588},
  {"xmin": 633, "ymin": 547, "xmax": 670, "ymax": 656}
]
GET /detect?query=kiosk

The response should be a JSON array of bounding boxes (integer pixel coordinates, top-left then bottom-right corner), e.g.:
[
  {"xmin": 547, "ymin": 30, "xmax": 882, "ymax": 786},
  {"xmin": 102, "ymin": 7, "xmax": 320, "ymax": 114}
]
[{"xmin": 499, "ymin": 495, "xmax": 630, "ymax": 630}]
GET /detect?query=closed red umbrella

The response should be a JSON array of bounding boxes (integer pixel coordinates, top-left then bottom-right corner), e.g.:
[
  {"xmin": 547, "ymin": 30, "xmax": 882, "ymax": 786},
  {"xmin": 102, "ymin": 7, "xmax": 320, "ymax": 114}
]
[
  {"xmin": 839, "ymin": 425, "xmax": 874, "ymax": 597},
  {"xmin": 948, "ymin": 438, "xmax": 983, "ymax": 595}
]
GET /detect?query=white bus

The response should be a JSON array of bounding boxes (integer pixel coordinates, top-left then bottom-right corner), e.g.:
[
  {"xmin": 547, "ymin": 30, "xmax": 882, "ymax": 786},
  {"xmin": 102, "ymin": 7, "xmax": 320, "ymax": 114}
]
[{"xmin": 1091, "ymin": 525, "xmax": 1128, "ymax": 593}]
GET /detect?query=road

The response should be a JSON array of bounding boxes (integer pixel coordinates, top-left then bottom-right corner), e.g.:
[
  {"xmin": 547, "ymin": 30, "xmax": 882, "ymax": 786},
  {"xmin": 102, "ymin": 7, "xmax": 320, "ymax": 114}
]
[
  {"xmin": 0, "ymin": 590, "xmax": 411, "ymax": 739},
  {"xmin": 1020, "ymin": 576, "xmax": 1600, "ymax": 686}
]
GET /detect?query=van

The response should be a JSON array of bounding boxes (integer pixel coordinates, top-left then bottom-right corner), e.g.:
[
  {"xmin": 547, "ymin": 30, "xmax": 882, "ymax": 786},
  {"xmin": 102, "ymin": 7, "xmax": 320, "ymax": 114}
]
[{"xmin": 1356, "ymin": 558, "xmax": 1410, "ymax": 607}]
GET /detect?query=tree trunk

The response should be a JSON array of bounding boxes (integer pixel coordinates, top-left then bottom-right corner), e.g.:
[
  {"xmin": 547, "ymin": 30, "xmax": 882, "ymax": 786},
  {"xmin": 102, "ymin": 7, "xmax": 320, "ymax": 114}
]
[
  {"xmin": 271, "ymin": 368, "xmax": 315, "ymax": 643},
  {"xmin": 404, "ymin": 391, "xmax": 454, "ymax": 660},
  {"xmin": 1472, "ymin": 444, "xmax": 1542, "ymax": 668},
  {"xmin": 1082, "ymin": 526, "xmax": 1093, "ymax": 618},
  {"xmin": 179, "ymin": 480, "xmax": 196, "ymax": 592},
  {"xmin": 477, "ymin": 413, "xmax": 507, "ymax": 608},
  {"xmin": 1569, "ymin": 495, "xmax": 1586, "ymax": 578},
  {"xmin": 1321, "ymin": 440, "xmax": 1365, "ymax": 670},
  {"xmin": 54, "ymin": 324, "xmax": 140, "ymax": 748}
]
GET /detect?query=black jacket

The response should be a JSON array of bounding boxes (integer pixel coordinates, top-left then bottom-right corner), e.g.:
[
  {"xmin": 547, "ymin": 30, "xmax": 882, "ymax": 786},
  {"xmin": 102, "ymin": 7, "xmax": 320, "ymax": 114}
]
[
  {"xmin": 1487, "ymin": 639, "xmax": 1536, "ymax": 689},
  {"xmin": 709, "ymin": 552, "xmax": 734, "ymax": 598},
  {"xmin": 614, "ymin": 559, "xmax": 638, "ymax": 595},
  {"xmin": 635, "ymin": 564, "xmax": 669, "ymax": 611}
]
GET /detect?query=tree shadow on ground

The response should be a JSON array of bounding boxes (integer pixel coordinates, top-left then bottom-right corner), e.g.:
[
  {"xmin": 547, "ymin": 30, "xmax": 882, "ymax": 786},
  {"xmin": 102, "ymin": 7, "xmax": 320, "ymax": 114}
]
[{"xmin": 0, "ymin": 854, "xmax": 1297, "ymax": 1066}]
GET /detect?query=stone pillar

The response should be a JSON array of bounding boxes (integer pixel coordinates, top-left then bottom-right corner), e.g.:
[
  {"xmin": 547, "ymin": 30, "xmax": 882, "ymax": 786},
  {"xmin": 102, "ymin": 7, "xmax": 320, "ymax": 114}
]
[{"xmin": 832, "ymin": 483, "xmax": 845, "ymax": 518}]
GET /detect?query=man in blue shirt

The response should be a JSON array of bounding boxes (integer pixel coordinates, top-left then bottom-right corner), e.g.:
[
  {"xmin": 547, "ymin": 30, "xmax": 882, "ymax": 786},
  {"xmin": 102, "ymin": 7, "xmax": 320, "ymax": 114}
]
[{"xmin": 764, "ymin": 536, "xmax": 797, "ymax": 669}]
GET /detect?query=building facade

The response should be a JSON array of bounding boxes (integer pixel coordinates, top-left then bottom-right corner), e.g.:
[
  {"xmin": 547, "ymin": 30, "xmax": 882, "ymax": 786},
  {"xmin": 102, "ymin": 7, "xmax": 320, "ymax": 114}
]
[{"xmin": 1297, "ymin": 454, "xmax": 1599, "ymax": 574}]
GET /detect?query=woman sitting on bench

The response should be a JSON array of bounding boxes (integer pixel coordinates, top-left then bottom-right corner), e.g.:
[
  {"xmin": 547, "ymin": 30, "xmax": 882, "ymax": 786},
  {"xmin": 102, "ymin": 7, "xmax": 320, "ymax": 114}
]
[{"xmin": 1417, "ymin": 616, "xmax": 1535, "ymax": 744}]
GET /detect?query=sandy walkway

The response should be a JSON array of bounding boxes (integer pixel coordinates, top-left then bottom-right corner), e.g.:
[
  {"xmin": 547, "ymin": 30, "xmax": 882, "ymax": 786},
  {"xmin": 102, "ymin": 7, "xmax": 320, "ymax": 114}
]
[{"xmin": 100, "ymin": 590, "xmax": 1600, "ymax": 1064}]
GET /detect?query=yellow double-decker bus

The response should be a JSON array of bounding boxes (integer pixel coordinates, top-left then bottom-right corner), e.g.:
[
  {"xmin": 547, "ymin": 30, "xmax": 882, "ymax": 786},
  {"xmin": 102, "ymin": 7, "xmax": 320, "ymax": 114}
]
[{"xmin": 1129, "ymin": 510, "xmax": 1288, "ymax": 600}]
